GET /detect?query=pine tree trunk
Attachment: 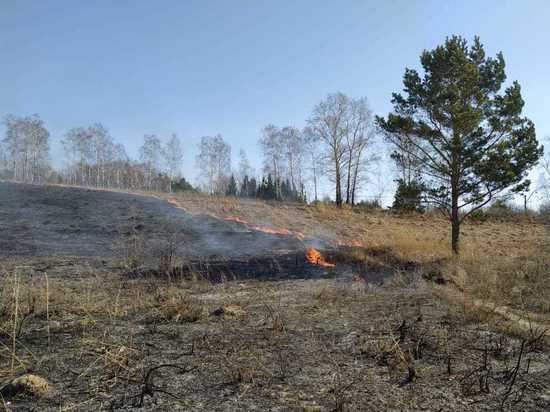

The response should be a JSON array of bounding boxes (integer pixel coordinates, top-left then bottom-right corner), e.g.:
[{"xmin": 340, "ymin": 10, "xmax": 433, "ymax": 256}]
[{"xmin": 451, "ymin": 181, "xmax": 460, "ymax": 254}]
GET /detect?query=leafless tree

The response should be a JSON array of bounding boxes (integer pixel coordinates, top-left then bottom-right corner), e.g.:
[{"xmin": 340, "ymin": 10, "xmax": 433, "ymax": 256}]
[
  {"xmin": 110, "ymin": 143, "xmax": 129, "ymax": 189},
  {"xmin": 540, "ymin": 136, "xmax": 550, "ymax": 191},
  {"xmin": 531, "ymin": 136, "xmax": 550, "ymax": 209},
  {"xmin": 343, "ymin": 98, "xmax": 376, "ymax": 205},
  {"xmin": 61, "ymin": 123, "xmax": 115, "ymax": 187},
  {"xmin": 280, "ymin": 126, "xmax": 306, "ymax": 194},
  {"xmin": 139, "ymin": 134, "xmax": 163, "ymax": 190},
  {"xmin": 236, "ymin": 148, "xmax": 253, "ymax": 187},
  {"xmin": 306, "ymin": 93, "xmax": 376, "ymax": 207},
  {"xmin": 303, "ymin": 126, "xmax": 323, "ymax": 203},
  {"xmin": 259, "ymin": 125, "xmax": 307, "ymax": 199},
  {"xmin": 0, "ymin": 141, "xmax": 7, "ymax": 174},
  {"xmin": 62, "ymin": 127, "xmax": 90, "ymax": 185},
  {"xmin": 196, "ymin": 134, "xmax": 231, "ymax": 195},
  {"xmin": 163, "ymin": 133, "xmax": 184, "ymax": 192},
  {"xmin": 89, "ymin": 123, "xmax": 114, "ymax": 187},
  {"xmin": 3, "ymin": 115, "xmax": 191, "ymax": 193},
  {"xmin": 2, "ymin": 114, "xmax": 50, "ymax": 183},
  {"xmin": 260, "ymin": 124, "xmax": 285, "ymax": 197},
  {"xmin": 307, "ymin": 93, "xmax": 350, "ymax": 207}
]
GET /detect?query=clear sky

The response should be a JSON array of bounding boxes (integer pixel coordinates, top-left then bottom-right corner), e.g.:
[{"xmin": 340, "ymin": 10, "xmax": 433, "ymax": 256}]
[{"xmin": 1, "ymin": 0, "xmax": 549, "ymax": 201}]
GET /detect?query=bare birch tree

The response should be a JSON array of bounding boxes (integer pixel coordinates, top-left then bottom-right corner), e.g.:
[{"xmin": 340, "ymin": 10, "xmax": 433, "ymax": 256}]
[
  {"xmin": 259, "ymin": 124, "xmax": 285, "ymax": 197},
  {"xmin": 89, "ymin": 123, "xmax": 114, "ymax": 187},
  {"xmin": 62, "ymin": 127, "xmax": 92, "ymax": 185},
  {"xmin": 139, "ymin": 134, "xmax": 162, "ymax": 190},
  {"xmin": 236, "ymin": 148, "xmax": 253, "ymax": 187},
  {"xmin": 307, "ymin": 93, "xmax": 349, "ymax": 207},
  {"xmin": 303, "ymin": 126, "xmax": 323, "ymax": 203},
  {"xmin": 343, "ymin": 98, "xmax": 375, "ymax": 205},
  {"xmin": 280, "ymin": 126, "xmax": 306, "ymax": 194},
  {"xmin": 3, "ymin": 114, "xmax": 50, "ymax": 183},
  {"xmin": 196, "ymin": 134, "xmax": 231, "ymax": 195},
  {"xmin": 163, "ymin": 133, "xmax": 184, "ymax": 192}
]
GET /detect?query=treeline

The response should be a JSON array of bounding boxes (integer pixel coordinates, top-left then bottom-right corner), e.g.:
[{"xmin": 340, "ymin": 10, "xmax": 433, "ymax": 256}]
[
  {"xmin": 0, "ymin": 116, "xmax": 192, "ymax": 193},
  {"xmin": 226, "ymin": 174, "xmax": 305, "ymax": 202},
  {"xmin": 1, "ymin": 115, "xmax": 51, "ymax": 183},
  {"xmin": 61, "ymin": 126, "xmax": 189, "ymax": 193},
  {"xmin": 0, "ymin": 91, "xmax": 380, "ymax": 205},
  {"xmin": 193, "ymin": 94, "xmax": 378, "ymax": 206}
]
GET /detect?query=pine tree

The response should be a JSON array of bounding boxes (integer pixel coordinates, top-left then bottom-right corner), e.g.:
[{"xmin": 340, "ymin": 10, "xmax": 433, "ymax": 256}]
[
  {"xmin": 392, "ymin": 179, "xmax": 425, "ymax": 212},
  {"xmin": 240, "ymin": 175, "xmax": 249, "ymax": 197},
  {"xmin": 266, "ymin": 174, "xmax": 275, "ymax": 200},
  {"xmin": 248, "ymin": 177, "xmax": 257, "ymax": 198},
  {"xmin": 378, "ymin": 36, "xmax": 543, "ymax": 253},
  {"xmin": 173, "ymin": 177, "xmax": 196, "ymax": 192},
  {"xmin": 226, "ymin": 174, "xmax": 237, "ymax": 196}
]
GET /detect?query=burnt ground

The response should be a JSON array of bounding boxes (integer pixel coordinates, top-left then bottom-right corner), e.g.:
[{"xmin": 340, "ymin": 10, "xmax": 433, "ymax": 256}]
[
  {"xmin": 0, "ymin": 181, "xmax": 307, "ymax": 259},
  {"xmin": 1, "ymin": 182, "xmax": 550, "ymax": 411},
  {"xmin": 0, "ymin": 182, "xmax": 390, "ymax": 283}
]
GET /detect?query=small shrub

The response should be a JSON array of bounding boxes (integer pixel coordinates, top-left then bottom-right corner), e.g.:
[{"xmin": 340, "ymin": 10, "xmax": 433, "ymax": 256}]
[
  {"xmin": 356, "ymin": 198, "xmax": 382, "ymax": 211},
  {"xmin": 538, "ymin": 202, "xmax": 550, "ymax": 222},
  {"xmin": 392, "ymin": 179, "xmax": 425, "ymax": 213},
  {"xmin": 467, "ymin": 208, "xmax": 488, "ymax": 223},
  {"xmin": 222, "ymin": 346, "xmax": 265, "ymax": 384},
  {"xmin": 152, "ymin": 291, "xmax": 203, "ymax": 323},
  {"xmin": 113, "ymin": 224, "xmax": 146, "ymax": 271},
  {"xmin": 172, "ymin": 177, "xmax": 197, "ymax": 192}
]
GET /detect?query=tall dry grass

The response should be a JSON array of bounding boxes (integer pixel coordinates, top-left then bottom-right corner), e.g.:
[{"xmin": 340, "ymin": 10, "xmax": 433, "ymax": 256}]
[
  {"xmin": 164, "ymin": 193, "xmax": 550, "ymax": 324},
  {"xmin": 0, "ymin": 267, "xmax": 211, "ymax": 379}
]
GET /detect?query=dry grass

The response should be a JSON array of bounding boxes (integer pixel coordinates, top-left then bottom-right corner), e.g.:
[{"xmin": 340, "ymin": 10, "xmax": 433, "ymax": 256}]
[
  {"xmin": 2, "ymin": 187, "xmax": 550, "ymax": 409},
  {"xmin": 49, "ymin": 184, "xmax": 546, "ymax": 265},
  {"xmin": 163, "ymin": 192, "xmax": 550, "ymax": 322},
  {"xmin": 0, "ymin": 271, "xmax": 208, "ymax": 342},
  {"xmin": 149, "ymin": 289, "xmax": 204, "ymax": 323},
  {"xmin": 164, "ymin": 192, "xmax": 546, "ymax": 262},
  {"xmin": 461, "ymin": 256, "xmax": 550, "ymax": 313},
  {"xmin": 1, "ymin": 261, "xmax": 549, "ymax": 410}
]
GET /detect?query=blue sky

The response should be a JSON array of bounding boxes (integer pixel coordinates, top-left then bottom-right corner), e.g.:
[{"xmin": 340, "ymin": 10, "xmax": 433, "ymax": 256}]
[{"xmin": 1, "ymin": 0, "xmax": 549, "ymax": 201}]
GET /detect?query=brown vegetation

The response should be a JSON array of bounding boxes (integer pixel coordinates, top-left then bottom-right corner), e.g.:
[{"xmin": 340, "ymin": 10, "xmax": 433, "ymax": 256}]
[
  {"xmin": 1, "ymin": 192, "xmax": 549, "ymax": 410},
  {"xmin": 165, "ymin": 192, "xmax": 549, "ymax": 311}
]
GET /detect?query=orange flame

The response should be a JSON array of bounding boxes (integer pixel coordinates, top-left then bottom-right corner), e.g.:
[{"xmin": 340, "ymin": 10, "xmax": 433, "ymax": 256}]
[
  {"xmin": 222, "ymin": 216, "xmax": 249, "ymax": 224},
  {"xmin": 167, "ymin": 197, "xmax": 367, "ymax": 252},
  {"xmin": 167, "ymin": 198, "xmax": 187, "ymax": 211},
  {"xmin": 250, "ymin": 225, "xmax": 305, "ymax": 240},
  {"xmin": 306, "ymin": 248, "xmax": 335, "ymax": 268}
]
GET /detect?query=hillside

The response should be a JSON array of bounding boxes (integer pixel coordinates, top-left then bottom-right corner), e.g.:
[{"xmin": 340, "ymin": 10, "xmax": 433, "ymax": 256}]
[{"xmin": 1, "ymin": 183, "xmax": 549, "ymax": 410}]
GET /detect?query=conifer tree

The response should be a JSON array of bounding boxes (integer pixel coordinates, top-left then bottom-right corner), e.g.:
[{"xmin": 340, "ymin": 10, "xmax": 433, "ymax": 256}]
[{"xmin": 378, "ymin": 36, "xmax": 543, "ymax": 253}]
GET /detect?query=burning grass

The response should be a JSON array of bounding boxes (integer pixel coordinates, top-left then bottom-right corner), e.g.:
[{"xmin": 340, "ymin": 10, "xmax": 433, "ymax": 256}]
[
  {"xmin": 306, "ymin": 248, "xmax": 335, "ymax": 268},
  {"xmin": 163, "ymin": 193, "xmax": 545, "ymax": 261},
  {"xmin": 163, "ymin": 192, "xmax": 550, "ymax": 315}
]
